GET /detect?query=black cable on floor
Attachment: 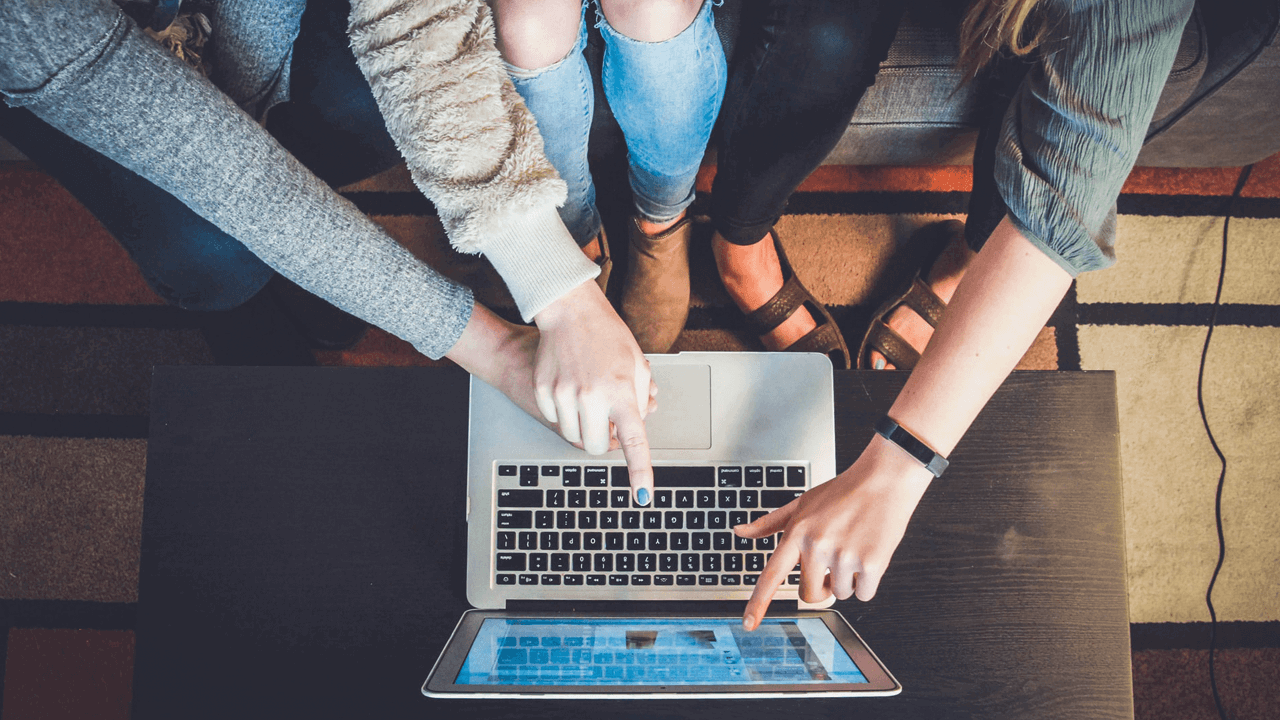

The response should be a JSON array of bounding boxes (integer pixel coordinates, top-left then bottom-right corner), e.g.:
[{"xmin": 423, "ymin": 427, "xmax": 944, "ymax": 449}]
[{"xmin": 1199, "ymin": 163, "xmax": 1253, "ymax": 720}]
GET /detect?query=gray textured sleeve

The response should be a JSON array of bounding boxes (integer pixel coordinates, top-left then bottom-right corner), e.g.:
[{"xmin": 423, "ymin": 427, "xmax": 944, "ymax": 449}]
[
  {"xmin": 994, "ymin": 0, "xmax": 1195, "ymax": 276},
  {"xmin": 0, "ymin": 0, "xmax": 474, "ymax": 359}
]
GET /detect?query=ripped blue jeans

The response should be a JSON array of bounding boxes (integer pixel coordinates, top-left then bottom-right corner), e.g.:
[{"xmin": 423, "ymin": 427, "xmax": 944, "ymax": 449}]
[{"xmin": 506, "ymin": 0, "xmax": 726, "ymax": 246}]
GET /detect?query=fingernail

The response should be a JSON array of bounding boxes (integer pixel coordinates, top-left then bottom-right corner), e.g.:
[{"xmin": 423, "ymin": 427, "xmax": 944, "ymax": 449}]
[
  {"xmin": 873, "ymin": 357, "xmax": 886, "ymax": 370},
  {"xmin": 636, "ymin": 487, "xmax": 651, "ymax": 506},
  {"xmin": 743, "ymin": 614, "xmax": 755, "ymax": 630}
]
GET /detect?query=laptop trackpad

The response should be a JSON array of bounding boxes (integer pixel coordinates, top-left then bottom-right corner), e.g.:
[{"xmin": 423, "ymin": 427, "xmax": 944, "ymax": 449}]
[{"xmin": 645, "ymin": 364, "xmax": 712, "ymax": 449}]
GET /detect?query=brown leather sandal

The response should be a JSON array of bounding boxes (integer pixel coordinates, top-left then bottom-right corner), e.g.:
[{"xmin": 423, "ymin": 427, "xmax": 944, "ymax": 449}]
[
  {"xmin": 857, "ymin": 220, "xmax": 963, "ymax": 371},
  {"xmin": 741, "ymin": 229, "xmax": 852, "ymax": 370}
]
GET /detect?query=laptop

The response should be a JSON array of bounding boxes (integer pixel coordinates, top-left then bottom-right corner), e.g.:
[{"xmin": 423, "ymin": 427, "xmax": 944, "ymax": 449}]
[{"xmin": 423, "ymin": 352, "xmax": 901, "ymax": 698}]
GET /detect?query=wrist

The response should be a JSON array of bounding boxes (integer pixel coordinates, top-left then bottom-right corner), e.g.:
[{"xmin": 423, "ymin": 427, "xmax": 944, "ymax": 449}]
[
  {"xmin": 859, "ymin": 433, "xmax": 936, "ymax": 493},
  {"xmin": 532, "ymin": 279, "xmax": 603, "ymax": 332}
]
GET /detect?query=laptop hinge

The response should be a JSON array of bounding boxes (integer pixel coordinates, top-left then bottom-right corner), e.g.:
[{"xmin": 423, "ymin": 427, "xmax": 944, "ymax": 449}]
[{"xmin": 504, "ymin": 600, "xmax": 800, "ymax": 614}]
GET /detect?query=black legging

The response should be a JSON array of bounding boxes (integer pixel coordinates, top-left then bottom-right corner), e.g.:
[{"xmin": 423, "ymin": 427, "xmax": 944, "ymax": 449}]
[{"xmin": 710, "ymin": 0, "xmax": 1027, "ymax": 253}]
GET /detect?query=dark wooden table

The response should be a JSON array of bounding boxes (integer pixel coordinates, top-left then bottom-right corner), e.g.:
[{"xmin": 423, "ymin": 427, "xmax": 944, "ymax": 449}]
[{"xmin": 135, "ymin": 366, "xmax": 1130, "ymax": 719}]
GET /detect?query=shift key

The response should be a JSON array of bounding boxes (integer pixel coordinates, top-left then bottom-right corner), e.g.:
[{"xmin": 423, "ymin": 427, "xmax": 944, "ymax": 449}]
[
  {"xmin": 497, "ymin": 510, "xmax": 533, "ymax": 528},
  {"xmin": 761, "ymin": 490, "xmax": 804, "ymax": 508},
  {"xmin": 498, "ymin": 489, "xmax": 543, "ymax": 507}
]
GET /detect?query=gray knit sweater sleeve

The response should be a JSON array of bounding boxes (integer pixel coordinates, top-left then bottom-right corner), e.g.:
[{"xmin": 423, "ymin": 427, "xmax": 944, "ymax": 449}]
[
  {"xmin": 347, "ymin": 0, "xmax": 599, "ymax": 321},
  {"xmin": 0, "ymin": 0, "xmax": 473, "ymax": 359},
  {"xmin": 994, "ymin": 0, "xmax": 1195, "ymax": 276}
]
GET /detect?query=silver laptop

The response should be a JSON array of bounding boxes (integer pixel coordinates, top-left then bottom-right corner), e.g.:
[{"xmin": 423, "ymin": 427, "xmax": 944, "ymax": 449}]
[{"xmin": 424, "ymin": 352, "xmax": 901, "ymax": 698}]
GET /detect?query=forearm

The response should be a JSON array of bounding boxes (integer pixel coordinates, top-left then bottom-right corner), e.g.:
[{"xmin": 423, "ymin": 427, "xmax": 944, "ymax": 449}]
[{"xmin": 887, "ymin": 215, "xmax": 1074, "ymax": 460}]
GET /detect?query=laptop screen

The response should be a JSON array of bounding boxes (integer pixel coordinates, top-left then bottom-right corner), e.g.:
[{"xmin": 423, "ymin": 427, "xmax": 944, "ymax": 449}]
[{"xmin": 454, "ymin": 617, "xmax": 869, "ymax": 686}]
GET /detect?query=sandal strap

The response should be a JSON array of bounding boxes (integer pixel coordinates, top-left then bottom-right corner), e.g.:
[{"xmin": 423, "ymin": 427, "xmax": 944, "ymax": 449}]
[
  {"xmin": 865, "ymin": 320, "xmax": 921, "ymax": 372},
  {"xmin": 903, "ymin": 276, "xmax": 947, "ymax": 327},
  {"xmin": 788, "ymin": 320, "xmax": 849, "ymax": 366},
  {"xmin": 742, "ymin": 272, "xmax": 811, "ymax": 336}
]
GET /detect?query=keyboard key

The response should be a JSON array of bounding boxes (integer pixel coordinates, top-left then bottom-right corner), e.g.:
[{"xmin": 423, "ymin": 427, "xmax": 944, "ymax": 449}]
[
  {"xmin": 718, "ymin": 466, "xmax": 743, "ymax": 487},
  {"xmin": 578, "ymin": 511, "xmax": 598, "ymax": 529},
  {"xmin": 584, "ymin": 467, "xmax": 608, "ymax": 486},
  {"xmin": 675, "ymin": 491, "xmax": 694, "ymax": 508},
  {"xmin": 660, "ymin": 553, "xmax": 678, "ymax": 572},
  {"xmin": 647, "ymin": 533, "xmax": 667, "ymax": 551},
  {"xmin": 556, "ymin": 511, "xmax": 575, "ymax": 529},
  {"xmin": 740, "ymin": 491, "xmax": 759, "ymax": 509},
  {"xmin": 653, "ymin": 466, "xmax": 715, "ymax": 487},
  {"xmin": 520, "ymin": 465, "xmax": 539, "ymax": 486},
  {"xmin": 594, "ymin": 554, "xmax": 613, "ymax": 572},
  {"xmin": 530, "ymin": 553, "xmax": 548, "ymax": 571},
  {"xmin": 587, "ymin": 575, "xmax": 606, "ymax": 585},
  {"xmin": 729, "ymin": 511, "xmax": 749, "ymax": 528},
  {"xmin": 609, "ymin": 574, "xmax": 629, "ymax": 586},
  {"xmin": 563, "ymin": 532, "xmax": 581, "ymax": 551},
  {"xmin": 787, "ymin": 466, "xmax": 806, "ymax": 487},
  {"xmin": 713, "ymin": 532, "xmax": 732, "ymax": 550},
  {"xmin": 584, "ymin": 532, "xmax": 602, "ymax": 551},
  {"xmin": 664, "ymin": 511, "xmax": 683, "ymax": 529},
  {"xmin": 696, "ymin": 490, "xmax": 716, "ymax": 508},
  {"xmin": 622, "ymin": 511, "xmax": 641, "ymax": 529},
  {"xmin": 681, "ymin": 554, "xmax": 700, "ymax": 572},
  {"xmin": 498, "ymin": 465, "xmax": 517, "ymax": 477},
  {"xmin": 745, "ymin": 466, "xmax": 764, "ymax": 487},
  {"xmin": 643, "ymin": 512, "xmax": 662, "ymax": 530},
  {"xmin": 756, "ymin": 535, "xmax": 776, "ymax": 551},
  {"xmin": 572, "ymin": 553, "xmax": 590, "ymax": 572},
  {"xmin": 698, "ymin": 575, "xmax": 719, "ymax": 586},
  {"xmin": 611, "ymin": 490, "xmax": 630, "ymax": 508},
  {"xmin": 762, "ymin": 490, "xmax": 802, "ymax": 508},
  {"xmin": 605, "ymin": 532, "xmax": 624, "ymax": 551},
  {"xmin": 692, "ymin": 532, "xmax": 711, "ymax": 551},
  {"xmin": 600, "ymin": 511, "xmax": 619, "ymax": 529},
  {"xmin": 632, "ymin": 575, "xmax": 652, "ymax": 586},
  {"xmin": 766, "ymin": 467, "xmax": 785, "ymax": 486},
  {"xmin": 617, "ymin": 553, "xmax": 635, "ymax": 572},
  {"xmin": 788, "ymin": 574, "xmax": 801, "ymax": 585},
  {"xmin": 721, "ymin": 575, "xmax": 741, "ymax": 586},
  {"xmin": 497, "ymin": 511, "xmax": 532, "ymax": 529},
  {"xmin": 703, "ymin": 554, "xmax": 721, "ymax": 572},
  {"xmin": 552, "ymin": 553, "xmax": 569, "ymax": 571},
  {"xmin": 541, "ymin": 574, "xmax": 561, "ymax": 585},
  {"xmin": 670, "ymin": 532, "xmax": 689, "ymax": 550},
  {"xmin": 735, "ymin": 535, "xmax": 754, "ymax": 550},
  {"xmin": 718, "ymin": 490, "xmax": 737, "ymax": 508},
  {"xmin": 589, "ymin": 490, "xmax": 608, "ymax": 508},
  {"xmin": 518, "ymin": 532, "xmax": 536, "ymax": 550},
  {"xmin": 687, "ymin": 512, "xmax": 706, "ymax": 529},
  {"xmin": 498, "ymin": 489, "xmax": 542, "ymax": 507},
  {"xmin": 535, "ymin": 511, "xmax": 554, "ymax": 529},
  {"xmin": 725, "ymin": 553, "xmax": 743, "ymax": 572},
  {"xmin": 708, "ymin": 511, "xmax": 727, "ymax": 530},
  {"xmin": 744, "ymin": 574, "xmax": 758, "ymax": 585},
  {"xmin": 519, "ymin": 574, "xmax": 538, "ymax": 585},
  {"xmin": 497, "ymin": 573, "xmax": 516, "ymax": 584},
  {"xmin": 676, "ymin": 574, "xmax": 696, "ymax": 586},
  {"xmin": 562, "ymin": 467, "xmax": 581, "ymax": 486},
  {"xmin": 654, "ymin": 490, "xmax": 673, "ymax": 508},
  {"xmin": 655, "ymin": 574, "xmax": 674, "ymax": 586},
  {"xmin": 746, "ymin": 554, "xmax": 765, "ymax": 572},
  {"xmin": 567, "ymin": 490, "xmax": 586, "ymax": 508},
  {"xmin": 626, "ymin": 532, "xmax": 647, "ymax": 551},
  {"xmin": 564, "ymin": 574, "xmax": 584, "ymax": 585},
  {"xmin": 546, "ymin": 490, "xmax": 565, "ymax": 508},
  {"xmin": 497, "ymin": 531, "xmax": 515, "ymax": 550},
  {"xmin": 638, "ymin": 553, "xmax": 657, "ymax": 572}
]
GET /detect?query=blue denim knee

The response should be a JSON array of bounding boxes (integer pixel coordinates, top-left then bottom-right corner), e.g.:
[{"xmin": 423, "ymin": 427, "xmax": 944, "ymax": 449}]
[{"xmin": 598, "ymin": 0, "xmax": 726, "ymax": 224}]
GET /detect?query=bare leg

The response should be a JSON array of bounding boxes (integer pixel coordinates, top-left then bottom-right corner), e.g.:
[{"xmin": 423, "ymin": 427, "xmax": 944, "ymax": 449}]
[{"xmin": 712, "ymin": 229, "xmax": 817, "ymax": 350}]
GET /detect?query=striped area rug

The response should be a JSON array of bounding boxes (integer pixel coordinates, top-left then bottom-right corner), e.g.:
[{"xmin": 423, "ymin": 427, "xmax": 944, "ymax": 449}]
[{"xmin": 2, "ymin": 154, "xmax": 1279, "ymax": 719}]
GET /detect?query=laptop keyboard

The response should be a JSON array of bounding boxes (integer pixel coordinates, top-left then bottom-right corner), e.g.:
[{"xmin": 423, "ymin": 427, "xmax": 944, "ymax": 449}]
[{"xmin": 492, "ymin": 464, "xmax": 805, "ymax": 589}]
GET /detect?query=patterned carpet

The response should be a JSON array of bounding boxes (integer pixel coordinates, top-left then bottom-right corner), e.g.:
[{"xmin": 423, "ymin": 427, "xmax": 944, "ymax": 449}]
[{"xmin": 2, "ymin": 152, "xmax": 1279, "ymax": 718}]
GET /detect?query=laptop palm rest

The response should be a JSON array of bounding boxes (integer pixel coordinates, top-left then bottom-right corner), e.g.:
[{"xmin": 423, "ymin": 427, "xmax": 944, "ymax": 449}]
[{"xmin": 645, "ymin": 364, "xmax": 711, "ymax": 450}]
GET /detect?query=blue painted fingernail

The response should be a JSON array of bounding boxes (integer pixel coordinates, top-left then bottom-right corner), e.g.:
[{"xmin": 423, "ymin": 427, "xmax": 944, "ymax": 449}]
[
  {"xmin": 873, "ymin": 357, "xmax": 886, "ymax": 370},
  {"xmin": 636, "ymin": 487, "xmax": 651, "ymax": 506}
]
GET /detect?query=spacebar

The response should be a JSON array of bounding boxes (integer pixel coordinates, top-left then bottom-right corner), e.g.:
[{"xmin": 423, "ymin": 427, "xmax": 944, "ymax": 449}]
[{"xmin": 611, "ymin": 466, "xmax": 716, "ymax": 487}]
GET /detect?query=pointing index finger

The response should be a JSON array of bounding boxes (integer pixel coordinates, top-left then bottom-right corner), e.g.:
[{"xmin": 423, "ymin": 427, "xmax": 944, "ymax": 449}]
[
  {"xmin": 611, "ymin": 403, "xmax": 653, "ymax": 506},
  {"xmin": 743, "ymin": 537, "xmax": 800, "ymax": 631}
]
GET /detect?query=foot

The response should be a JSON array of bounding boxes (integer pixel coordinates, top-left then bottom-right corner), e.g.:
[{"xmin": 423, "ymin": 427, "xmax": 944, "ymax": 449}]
[
  {"xmin": 712, "ymin": 230, "xmax": 817, "ymax": 349},
  {"xmin": 868, "ymin": 231, "xmax": 976, "ymax": 369},
  {"xmin": 619, "ymin": 211, "xmax": 693, "ymax": 353}
]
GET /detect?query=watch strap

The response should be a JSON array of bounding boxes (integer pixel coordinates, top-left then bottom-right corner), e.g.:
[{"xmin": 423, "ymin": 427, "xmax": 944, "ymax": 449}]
[{"xmin": 874, "ymin": 416, "xmax": 949, "ymax": 478}]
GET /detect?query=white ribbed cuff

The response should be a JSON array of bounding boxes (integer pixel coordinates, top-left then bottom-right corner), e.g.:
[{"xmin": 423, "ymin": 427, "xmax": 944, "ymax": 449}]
[{"xmin": 481, "ymin": 207, "xmax": 600, "ymax": 321}]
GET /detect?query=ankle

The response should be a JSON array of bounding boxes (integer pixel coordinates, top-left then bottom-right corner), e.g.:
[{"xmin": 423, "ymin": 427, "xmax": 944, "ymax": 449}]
[
  {"xmin": 636, "ymin": 211, "xmax": 686, "ymax": 237},
  {"xmin": 712, "ymin": 231, "xmax": 781, "ymax": 308}
]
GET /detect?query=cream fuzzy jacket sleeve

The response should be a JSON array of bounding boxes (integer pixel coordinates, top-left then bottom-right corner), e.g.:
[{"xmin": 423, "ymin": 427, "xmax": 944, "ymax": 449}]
[{"xmin": 348, "ymin": 0, "xmax": 598, "ymax": 321}]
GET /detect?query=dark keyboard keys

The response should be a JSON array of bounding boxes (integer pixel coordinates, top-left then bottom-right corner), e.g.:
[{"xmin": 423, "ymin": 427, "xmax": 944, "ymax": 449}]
[
  {"xmin": 497, "ymin": 531, "xmax": 515, "ymax": 550},
  {"xmin": 660, "ymin": 553, "xmax": 678, "ymax": 572},
  {"xmin": 762, "ymin": 490, "xmax": 802, "ymax": 508},
  {"xmin": 675, "ymin": 491, "xmax": 694, "ymax": 508},
  {"xmin": 718, "ymin": 466, "xmax": 743, "ymax": 487},
  {"xmin": 497, "ymin": 511, "xmax": 532, "ymax": 528},
  {"xmin": 725, "ymin": 553, "xmax": 743, "ymax": 572},
  {"xmin": 692, "ymin": 532, "xmax": 710, "ymax": 551},
  {"xmin": 584, "ymin": 532, "xmax": 602, "ymax": 551},
  {"xmin": 498, "ymin": 489, "xmax": 542, "ymax": 507},
  {"xmin": 547, "ymin": 490, "xmax": 565, "ymax": 508},
  {"xmin": 587, "ymin": 575, "xmax": 606, "ymax": 586},
  {"xmin": 542, "ymin": 465, "xmax": 560, "ymax": 478},
  {"xmin": 703, "ymin": 554, "xmax": 721, "ymax": 572},
  {"xmin": 541, "ymin": 574, "xmax": 561, "ymax": 585},
  {"xmin": 519, "ymin": 574, "xmax": 538, "ymax": 585},
  {"xmin": 766, "ymin": 467, "xmax": 785, "ymax": 487},
  {"xmin": 681, "ymin": 554, "xmax": 699, "ymax": 572},
  {"xmin": 520, "ymin": 465, "xmax": 539, "ymax": 486},
  {"xmin": 638, "ymin": 553, "xmax": 657, "ymax": 572},
  {"xmin": 721, "ymin": 575, "xmax": 741, "ymax": 586},
  {"xmin": 563, "ymin": 532, "xmax": 581, "ymax": 551},
  {"xmin": 687, "ymin": 512, "xmax": 706, "ymax": 529},
  {"xmin": 573, "ymin": 553, "xmax": 590, "ymax": 572},
  {"xmin": 698, "ymin": 575, "xmax": 718, "ymax": 586},
  {"xmin": 787, "ymin": 466, "xmax": 806, "ymax": 487},
  {"xmin": 609, "ymin": 574, "xmax": 629, "ymax": 585},
  {"xmin": 610, "ymin": 466, "xmax": 630, "ymax": 487},
  {"xmin": 498, "ymin": 465, "xmax": 517, "ymax": 477},
  {"xmin": 652, "ymin": 466, "xmax": 715, "ymax": 487},
  {"xmin": 617, "ymin": 553, "xmax": 635, "ymax": 572},
  {"xmin": 562, "ymin": 467, "xmax": 581, "ymax": 486},
  {"xmin": 745, "ymin": 466, "xmax": 764, "ymax": 487},
  {"xmin": 676, "ymin": 574, "xmax": 696, "ymax": 586},
  {"xmin": 578, "ymin": 511, "xmax": 597, "ymax": 529},
  {"xmin": 535, "ymin": 511, "xmax": 554, "ymax": 529},
  {"xmin": 628, "ymin": 532, "xmax": 647, "ymax": 551},
  {"xmin": 584, "ymin": 467, "xmax": 608, "ymax": 487},
  {"xmin": 718, "ymin": 490, "xmax": 737, "ymax": 508},
  {"xmin": 788, "ymin": 574, "xmax": 802, "ymax": 585},
  {"xmin": 643, "ymin": 512, "xmax": 662, "ymax": 530},
  {"xmin": 655, "ymin": 574, "xmax": 674, "ymax": 586},
  {"xmin": 552, "ymin": 553, "xmax": 569, "ymax": 571},
  {"xmin": 664, "ymin": 511, "xmax": 683, "ymax": 529},
  {"xmin": 632, "ymin": 575, "xmax": 652, "ymax": 586},
  {"xmin": 518, "ymin": 532, "xmax": 536, "ymax": 550},
  {"xmin": 744, "ymin": 574, "xmax": 758, "ymax": 585},
  {"xmin": 746, "ymin": 554, "xmax": 765, "ymax": 572},
  {"xmin": 622, "ymin": 511, "xmax": 641, "ymax": 529},
  {"xmin": 496, "ymin": 553, "xmax": 526, "ymax": 571},
  {"xmin": 540, "ymin": 531, "xmax": 559, "ymax": 551},
  {"xmin": 713, "ymin": 532, "xmax": 732, "ymax": 550},
  {"xmin": 589, "ymin": 490, "xmax": 608, "ymax": 508},
  {"xmin": 756, "ymin": 535, "xmax": 776, "ymax": 550},
  {"xmin": 696, "ymin": 490, "xmax": 715, "ymax": 508},
  {"xmin": 605, "ymin": 532, "xmax": 624, "ymax": 550},
  {"xmin": 654, "ymin": 490, "xmax": 673, "ymax": 508},
  {"xmin": 611, "ymin": 490, "xmax": 630, "ymax": 508},
  {"xmin": 600, "ymin": 511, "xmax": 618, "ymax": 529},
  {"xmin": 556, "ymin": 511, "xmax": 575, "ymax": 529},
  {"xmin": 735, "ymin": 535, "xmax": 754, "ymax": 550},
  {"xmin": 708, "ymin": 511, "xmax": 727, "ymax": 530},
  {"xmin": 670, "ymin": 532, "xmax": 689, "ymax": 550},
  {"xmin": 530, "ymin": 553, "xmax": 548, "ymax": 571},
  {"xmin": 729, "ymin": 511, "xmax": 749, "ymax": 528},
  {"xmin": 740, "ymin": 490, "xmax": 759, "ymax": 509},
  {"xmin": 497, "ymin": 573, "xmax": 516, "ymax": 584},
  {"xmin": 594, "ymin": 554, "xmax": 613, "ymax": 572},
  {"xmin": 564, "ymin": 574, "xmax": 584, "ymax": 585},
  {"xmin": 568, "ymin": 490, "xmax": 586, "ymax": 508}
]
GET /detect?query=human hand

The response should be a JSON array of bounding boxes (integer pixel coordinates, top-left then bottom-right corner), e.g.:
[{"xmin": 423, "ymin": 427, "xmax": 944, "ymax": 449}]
[
  {"xmin": 734, "ymin": 435, "xmax": 934, "ymax": 630},
  {"xmin": 532, "ymin": 280, "xmax": 658, "ymax": 505}
]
